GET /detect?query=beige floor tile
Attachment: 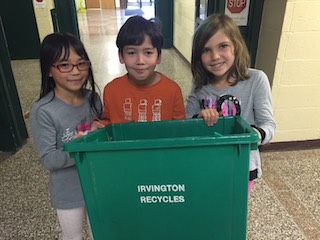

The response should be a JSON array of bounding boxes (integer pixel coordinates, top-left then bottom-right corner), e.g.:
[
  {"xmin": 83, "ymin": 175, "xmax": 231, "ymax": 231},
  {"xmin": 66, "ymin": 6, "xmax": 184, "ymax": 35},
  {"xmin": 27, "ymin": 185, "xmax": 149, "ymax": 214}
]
[{"xmin": 1, "ymin": 6, "xmax": 319, "ymax": 240}]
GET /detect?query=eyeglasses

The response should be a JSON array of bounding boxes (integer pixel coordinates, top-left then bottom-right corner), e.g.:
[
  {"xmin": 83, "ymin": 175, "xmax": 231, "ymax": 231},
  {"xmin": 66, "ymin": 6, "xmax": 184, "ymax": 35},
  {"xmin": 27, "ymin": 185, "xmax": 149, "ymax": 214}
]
[{"xmin": 52, "ymin": 61, "xmax": 91, "ymax": 73}]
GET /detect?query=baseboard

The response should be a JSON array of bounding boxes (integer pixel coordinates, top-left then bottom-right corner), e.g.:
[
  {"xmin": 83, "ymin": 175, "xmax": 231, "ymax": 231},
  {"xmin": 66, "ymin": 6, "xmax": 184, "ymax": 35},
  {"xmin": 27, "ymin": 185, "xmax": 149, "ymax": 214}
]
[{"xmin": 260, "ymin": 139, "xmax": 320, "ymax": 152}]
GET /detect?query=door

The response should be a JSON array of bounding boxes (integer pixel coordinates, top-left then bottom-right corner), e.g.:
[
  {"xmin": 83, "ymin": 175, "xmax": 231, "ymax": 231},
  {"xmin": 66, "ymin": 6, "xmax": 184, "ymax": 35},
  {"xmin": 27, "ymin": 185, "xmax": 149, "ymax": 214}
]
[
  {"xmin": 0, "ymin": 0, "xmax": 40, "ymax": 59},
  {"xmin": 0, "ymin": 17, "xmax": 28, "ymax": 152},
  {"xmin": 120, "ymin": 0, "xmax": 126, "ymax": 9},
  {"xmin": 155, "ymin": 0, "xmax": 173, "ymax": 48},
  {"xmin": 86, "ymin": 0, "xmax": 101, "ymax": 8},
  {"xmin": 54, "ymin": 0, "xmax": 80, "ymax": 39},
  {"xmin": 101, "ymin": 0, "xmax": 115, "ymax": 9},
  {"xmin": 195, "ymin": 0, "xmax": 264, "ymax": 66}
]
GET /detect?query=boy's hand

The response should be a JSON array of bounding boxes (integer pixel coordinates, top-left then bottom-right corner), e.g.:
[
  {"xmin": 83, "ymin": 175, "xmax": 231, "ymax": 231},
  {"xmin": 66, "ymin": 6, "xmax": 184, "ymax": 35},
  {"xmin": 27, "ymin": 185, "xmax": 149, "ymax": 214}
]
[
  {"xmin": 198, "ymin": 108, "xmax": 220, "ymax": 126},
  {"xmin": 91, "ymin": 121, "xmax": 105, "ymax": 131}
]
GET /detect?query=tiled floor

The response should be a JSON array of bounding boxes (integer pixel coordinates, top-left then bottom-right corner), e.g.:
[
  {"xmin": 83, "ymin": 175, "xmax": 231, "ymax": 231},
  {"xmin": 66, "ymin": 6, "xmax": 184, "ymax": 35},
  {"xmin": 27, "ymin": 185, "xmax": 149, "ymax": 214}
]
[{"xmin": 1, "ymin": 6, "xmax": 320, "ymax": 240}]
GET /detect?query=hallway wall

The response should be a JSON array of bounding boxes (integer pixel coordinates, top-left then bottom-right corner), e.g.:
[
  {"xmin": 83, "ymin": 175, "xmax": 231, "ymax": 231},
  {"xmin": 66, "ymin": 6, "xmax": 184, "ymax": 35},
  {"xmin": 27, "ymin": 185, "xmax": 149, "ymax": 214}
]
[
  {"xmin": 33, "ymin": 0, "xmax": 54, "ymax": 41},
  {"xmin": 256, "ymin": 0, "xmax": 320, "ymax": 142},
  {"xmin": 173, "ymin": 0, "xmax": 320, "ymax": 143},
  {"xmin": 173, "ymin": 0, "xmax": 195, "ymax": 62},
  {"xmin": 31, "ymin": 0, "xmax": 320, "ymax": 144}
]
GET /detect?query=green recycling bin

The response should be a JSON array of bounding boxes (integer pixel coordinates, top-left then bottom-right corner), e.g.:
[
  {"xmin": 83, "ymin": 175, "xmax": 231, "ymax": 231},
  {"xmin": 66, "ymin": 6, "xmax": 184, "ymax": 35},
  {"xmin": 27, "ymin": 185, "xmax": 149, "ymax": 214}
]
[{"xmin": 64, "ymin": 116, "xmax": 259, "ymax": 240}]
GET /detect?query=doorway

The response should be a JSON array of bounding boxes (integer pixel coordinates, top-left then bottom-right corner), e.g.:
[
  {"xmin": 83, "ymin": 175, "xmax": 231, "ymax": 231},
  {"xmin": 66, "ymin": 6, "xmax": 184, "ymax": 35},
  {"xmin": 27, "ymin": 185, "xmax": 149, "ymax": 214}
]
[
  {"xmin": 86, "ymin": 0, "xmax": 100, "ymax": 8},
  {"xmin": 85, "ymin": 0, "xmax": 116, "ymax": 9},
  {"xmin": 123, "ymin": 0, "xmax": 154, "ymax": 18}
]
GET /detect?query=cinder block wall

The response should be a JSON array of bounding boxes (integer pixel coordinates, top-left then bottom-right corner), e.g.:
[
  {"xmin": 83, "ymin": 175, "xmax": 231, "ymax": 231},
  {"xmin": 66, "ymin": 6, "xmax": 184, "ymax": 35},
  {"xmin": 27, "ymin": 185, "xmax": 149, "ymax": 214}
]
[
  {"xmin": 33, "ymin": 0, "xmax": 54, "ymax": 41},
  {"xmin": 173, "ymin": 0, "xmax": 195, "ymax": 63},
  {"xmin": 256, "ymin": 0, "xmax": 320, "ymax": 142},
  {"xmin": 173, "ymin": 0, "xmax": 320, "ymax": 143}
]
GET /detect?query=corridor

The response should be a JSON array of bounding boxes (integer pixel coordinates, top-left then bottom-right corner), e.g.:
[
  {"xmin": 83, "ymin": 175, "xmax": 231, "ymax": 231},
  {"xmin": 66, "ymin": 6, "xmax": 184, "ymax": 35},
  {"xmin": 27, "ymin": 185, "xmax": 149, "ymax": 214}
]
[{"xmin": 0, "ymin": 7, "xmax": 319, "ymax": 240}]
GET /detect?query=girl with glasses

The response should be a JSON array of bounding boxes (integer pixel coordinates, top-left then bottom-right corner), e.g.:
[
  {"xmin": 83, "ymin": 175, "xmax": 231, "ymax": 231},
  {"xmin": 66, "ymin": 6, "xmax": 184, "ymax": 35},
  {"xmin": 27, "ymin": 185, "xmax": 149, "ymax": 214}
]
[{"xmin": 30, "ymin": 32, "xmax": 103, "ymax": 240}]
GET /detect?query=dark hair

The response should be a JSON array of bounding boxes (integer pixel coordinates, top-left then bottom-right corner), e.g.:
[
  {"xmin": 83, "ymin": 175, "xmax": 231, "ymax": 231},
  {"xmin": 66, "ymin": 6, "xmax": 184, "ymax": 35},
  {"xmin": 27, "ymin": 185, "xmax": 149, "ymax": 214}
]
[
  {"xmin": 38, "ymin": 32, "xmax": 100, "ymax": 115},
  {"xmin": 191, "ymin": 13, "xmax": 250, "ymax": 89},
  {"xmin": 116, "ymin": 15, "xmax": 163, "ymax": 56}
]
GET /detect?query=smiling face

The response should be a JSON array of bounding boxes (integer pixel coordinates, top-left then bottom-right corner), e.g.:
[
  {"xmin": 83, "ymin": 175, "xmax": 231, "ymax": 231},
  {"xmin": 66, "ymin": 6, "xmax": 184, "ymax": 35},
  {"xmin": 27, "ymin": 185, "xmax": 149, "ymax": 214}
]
[
  {"xmin": 50, "ymin": 47, "xmax": 89, "ymax": 98},
  {"xmin": 200, "ymin": 29, "xmax": 235, "ymax": 83},
  {"xmin": 118, "ymin": 36, "xmax": 161, "ymax": 86}
]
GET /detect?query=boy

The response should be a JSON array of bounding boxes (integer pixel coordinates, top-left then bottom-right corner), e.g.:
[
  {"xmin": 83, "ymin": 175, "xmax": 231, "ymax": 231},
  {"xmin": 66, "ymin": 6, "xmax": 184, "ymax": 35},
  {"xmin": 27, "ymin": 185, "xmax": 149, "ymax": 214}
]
[{"xmin": 102, "ymin": 16, "xmax": 185, "ymax": 124}]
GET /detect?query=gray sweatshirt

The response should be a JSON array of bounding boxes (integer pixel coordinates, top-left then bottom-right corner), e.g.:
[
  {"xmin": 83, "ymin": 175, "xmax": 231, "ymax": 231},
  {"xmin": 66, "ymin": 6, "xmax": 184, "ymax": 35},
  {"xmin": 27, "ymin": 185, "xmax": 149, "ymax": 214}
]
[
  {"xmin": 186, "ymin": 68, "xmax": 276, "ymax": 178},
  {"xmin": 30, "ymin": 90, "xmax": 102, "ymax": 209}
]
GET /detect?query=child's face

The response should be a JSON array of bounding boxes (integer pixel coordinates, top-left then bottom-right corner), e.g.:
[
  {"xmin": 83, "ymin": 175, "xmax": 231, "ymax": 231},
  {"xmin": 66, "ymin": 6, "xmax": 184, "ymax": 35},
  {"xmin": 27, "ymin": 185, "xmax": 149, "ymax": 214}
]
[
  {"xmin": 119, "ymin": 36, "xmax": 161, "ymax": 86},
  {"xmin": 200, "ymin": 29, "xmax": 235, "ymax": 82},
  {"xmin": 50, "ymin": 48, "xmax": 89, "ymax": 97}
]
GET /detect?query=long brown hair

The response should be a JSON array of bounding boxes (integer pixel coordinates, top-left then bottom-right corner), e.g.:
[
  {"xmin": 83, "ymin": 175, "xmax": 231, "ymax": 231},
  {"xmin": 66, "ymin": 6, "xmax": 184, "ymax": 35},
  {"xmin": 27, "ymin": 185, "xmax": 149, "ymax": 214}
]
[{"xmin": 191, "ymin": 14, "xmax": 250, "ymax": 89}]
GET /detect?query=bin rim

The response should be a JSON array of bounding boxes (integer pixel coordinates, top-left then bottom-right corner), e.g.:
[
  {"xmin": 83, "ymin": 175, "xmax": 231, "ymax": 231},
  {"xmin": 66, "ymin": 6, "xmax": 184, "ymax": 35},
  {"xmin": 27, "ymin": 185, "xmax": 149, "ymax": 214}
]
[
  {"xmin": 64, "ymin": 116, "xmax": 259, "ymax": 153},
  {"xmin": 65, "ymin": 135, "xmax": 258, "ymax": 152}
]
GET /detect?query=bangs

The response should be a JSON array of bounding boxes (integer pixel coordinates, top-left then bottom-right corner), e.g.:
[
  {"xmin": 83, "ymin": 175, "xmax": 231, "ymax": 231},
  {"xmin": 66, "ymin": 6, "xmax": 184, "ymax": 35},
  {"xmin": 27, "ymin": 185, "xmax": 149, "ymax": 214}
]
[
  {"xmin": 122, "ymin": 30, "xmax": 145, "ymax": 46},
  {"xmin": 52, "ymin": 37, "xmax": 87, "ymax": 63}
]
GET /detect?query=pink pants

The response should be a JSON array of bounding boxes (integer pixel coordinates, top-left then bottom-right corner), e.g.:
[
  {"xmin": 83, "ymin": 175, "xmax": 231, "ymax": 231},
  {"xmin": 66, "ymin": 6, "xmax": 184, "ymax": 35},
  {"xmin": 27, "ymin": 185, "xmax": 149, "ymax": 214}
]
[{"xmin": 248, "ymin": 180, "xmax": 254, "ymax": 198}]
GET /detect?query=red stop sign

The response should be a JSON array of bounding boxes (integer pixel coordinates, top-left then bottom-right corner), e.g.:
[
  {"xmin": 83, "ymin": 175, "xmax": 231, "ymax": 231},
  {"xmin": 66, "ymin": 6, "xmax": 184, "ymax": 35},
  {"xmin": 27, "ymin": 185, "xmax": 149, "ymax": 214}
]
[{"xmin": 227, "ymin": 0, "xmax": 247, "ymax": 13}]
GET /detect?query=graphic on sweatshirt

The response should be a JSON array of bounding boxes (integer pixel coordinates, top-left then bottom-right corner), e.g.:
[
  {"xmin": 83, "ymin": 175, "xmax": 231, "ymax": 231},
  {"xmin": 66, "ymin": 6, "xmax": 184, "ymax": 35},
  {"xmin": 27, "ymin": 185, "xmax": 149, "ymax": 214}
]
[
  {"xmin": 152, "ymin": 99, "xmax": 162, "ymax": 121},
  {"xmin": 61, "ymin": 119, "xmax": 92, "ymax": 144},
  {"xmin": 123, "ymin": 98, "xmax": 133, "ymax": 120},
  {"xmin": 76, "ymin": 122, "xmax": 91, "ymax": 132},
  {"xmin": 61, "ymin": 128, "xmax": 77, "ymax": 143},
  {"xmin": 122, "ymin": 98, "xmax": 164, "ymax": 122},
  {"xmin": 202, "ymin": 95, "xmax": 241, "ymax": 116},
  {"xmin": 138, "ymin": 99, "xmax": 148, "ymax": 122}
]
